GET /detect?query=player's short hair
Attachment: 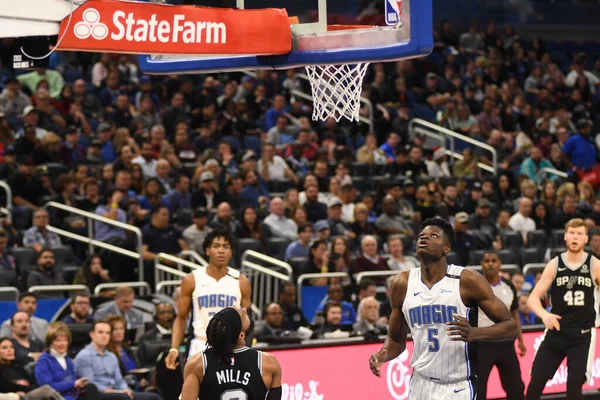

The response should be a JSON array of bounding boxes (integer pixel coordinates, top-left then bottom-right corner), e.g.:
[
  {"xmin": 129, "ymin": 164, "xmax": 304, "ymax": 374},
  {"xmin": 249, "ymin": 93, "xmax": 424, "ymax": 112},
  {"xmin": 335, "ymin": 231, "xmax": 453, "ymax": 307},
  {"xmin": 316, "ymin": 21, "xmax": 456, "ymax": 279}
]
[
  {"xmin": 565, "ymin": 218, "xmax": 587, "ymax": 233},
  {"xmin": 202, "ymin": 225, "xmax": 235, "ymax": 253},
  {"xmin": 420, "ymin": 217, "xmax": 455, "ymax": 244}
]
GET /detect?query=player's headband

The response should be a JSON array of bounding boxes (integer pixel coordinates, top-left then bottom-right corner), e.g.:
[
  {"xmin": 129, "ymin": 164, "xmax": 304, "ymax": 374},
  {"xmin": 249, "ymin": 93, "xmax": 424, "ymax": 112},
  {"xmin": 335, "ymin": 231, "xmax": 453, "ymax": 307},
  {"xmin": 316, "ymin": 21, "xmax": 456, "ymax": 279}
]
[{"xmin": 214, "ymin": 307, "xmax": 242, "ymax": 344}]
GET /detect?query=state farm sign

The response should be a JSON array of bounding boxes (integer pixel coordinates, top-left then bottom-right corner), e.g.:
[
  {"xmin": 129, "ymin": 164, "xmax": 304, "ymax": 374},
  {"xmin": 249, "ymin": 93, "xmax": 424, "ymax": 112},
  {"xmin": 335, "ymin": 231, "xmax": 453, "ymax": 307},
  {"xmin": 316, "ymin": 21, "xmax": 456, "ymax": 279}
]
[{"xmin": 57, "ymin": 0, "xmax": 291, "ymax": 55}]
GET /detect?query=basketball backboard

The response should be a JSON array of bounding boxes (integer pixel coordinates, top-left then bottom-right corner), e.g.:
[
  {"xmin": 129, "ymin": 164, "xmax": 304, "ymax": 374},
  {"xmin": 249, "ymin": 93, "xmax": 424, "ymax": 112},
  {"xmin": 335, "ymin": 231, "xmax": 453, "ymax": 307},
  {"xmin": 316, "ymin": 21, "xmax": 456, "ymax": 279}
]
[{"xmin": 139, "ymin": 0, "xmax": 432, "ymax": 74}]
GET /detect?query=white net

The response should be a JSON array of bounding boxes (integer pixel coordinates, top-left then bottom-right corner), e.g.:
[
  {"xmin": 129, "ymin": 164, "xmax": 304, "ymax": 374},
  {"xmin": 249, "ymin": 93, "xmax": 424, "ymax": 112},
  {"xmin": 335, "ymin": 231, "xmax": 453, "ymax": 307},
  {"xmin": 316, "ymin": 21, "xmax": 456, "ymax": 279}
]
[{"xmin": 305, "ymin": 62, "xmax": 370, "ymax": 122}]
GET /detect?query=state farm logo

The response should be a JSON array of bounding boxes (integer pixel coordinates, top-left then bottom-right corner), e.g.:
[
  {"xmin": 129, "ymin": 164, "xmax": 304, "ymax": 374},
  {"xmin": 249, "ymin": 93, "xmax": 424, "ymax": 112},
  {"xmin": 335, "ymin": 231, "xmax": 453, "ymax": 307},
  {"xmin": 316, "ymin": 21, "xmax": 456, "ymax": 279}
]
[
  {"xmin": 74, "ymin": 9, "xmax": 109, "ymax": 40},
  {"xmin": 386, "ymin": 351, "xmax": 411, "ymax": 399},
  {"xmin": 71, "ymin": 7, "xmax": 227, "ymax": 44}
]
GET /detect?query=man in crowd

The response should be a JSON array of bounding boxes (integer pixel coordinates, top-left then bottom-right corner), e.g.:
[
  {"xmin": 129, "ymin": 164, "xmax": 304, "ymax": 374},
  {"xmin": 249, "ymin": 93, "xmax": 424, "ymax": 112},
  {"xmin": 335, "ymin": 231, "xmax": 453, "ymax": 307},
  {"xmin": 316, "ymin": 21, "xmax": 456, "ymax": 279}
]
[
  {"xmin": 0, "ymin": 292, "xmax": 48, "ymax": 341},
  {"xmin": 352, "ymin": 297, "xmax": 388, "ymax": 337},
  {"xmin": 354, "ymin": 235, "xmax": 388, "ymax": 275},
  {"xmin": 132, "ymin": 140, "xmax": 157, "ymax": 179},
  {"xmin": 277, "ymin": 282, "xmax": 309, "ymax": 331},
  {"xmin": 314, "ymin": 284, "xmax": 357, "ymax": 325},
  {"xmin": 509, "ymin": 197, "xmax": 536, "ymax": 244},
  {"xmin": 74, "ymin": 320, "xmax": 161, "ymax": 400},
  {"xmin": 26, "ymin": 248, "xmax": 65, "ymax": 297},
  {"xmin": 387, "ymin": 235, "xmax": 419, "ymax": 271},
  {"xmin": 376, "ymin": 195, "xmax": 414, "ymax": 238},
  {"xmin": 62, "ymin": 292, "xmax": 94, "ymax": 324},
  {"xmin": 182, "ymin": 207, "xmax": 212, "ymax": 254},
  {"xmin": 284, "ymin": 224, "xmax": 313, "ymax": 261},
  {"xmin": 191, "ymin": 171, "xmax": 222, "ymax": 210},
  {"xmin": 166, "ymin": 174, "xmax": 191, "ymax": 217},
  {"xmin": 23, "ymin": 208, "xmax": 62, "ymax": 252},
  {"xmin": 255, "ymin": 303, "xmax": 292, "ymax": 343},
  {"xmin": 139, "ymin": 303, "xmax": 174, "ymax": 341},
  {"xmin": 141, "ymin": 205, "xmax": 189, "ymax": 265},
  {"xmin": 94, "ymin": 287, "xmax": 149, "ymax": 329},
  {"xmin": 10, "ymin": 311, "xmax": 44, "ymax": 366},
  {"xmin": 263, "ymin": 197, "xmax": 298, "ymax": 241}
]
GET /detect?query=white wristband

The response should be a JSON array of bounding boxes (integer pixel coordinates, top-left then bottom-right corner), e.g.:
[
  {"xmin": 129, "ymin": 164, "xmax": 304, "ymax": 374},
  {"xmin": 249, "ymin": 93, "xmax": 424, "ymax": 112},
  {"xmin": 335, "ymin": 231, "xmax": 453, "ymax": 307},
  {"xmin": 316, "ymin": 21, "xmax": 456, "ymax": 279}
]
[{"xmin": 169, "ymin": 348, "xmax": 179, "ymax": 353}]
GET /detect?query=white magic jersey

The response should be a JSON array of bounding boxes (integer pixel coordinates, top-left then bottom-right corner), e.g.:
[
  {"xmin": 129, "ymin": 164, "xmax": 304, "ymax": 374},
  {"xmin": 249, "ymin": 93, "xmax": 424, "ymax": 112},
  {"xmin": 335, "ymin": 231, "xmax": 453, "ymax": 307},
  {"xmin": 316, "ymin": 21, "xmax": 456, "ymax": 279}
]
[
  {"xmin": 191, "ymin": 267, "xmax": 242, "ymax": 347},
  {"xmin": 402, "ymin": 265, "xmax": 475, "ymax": 386}
]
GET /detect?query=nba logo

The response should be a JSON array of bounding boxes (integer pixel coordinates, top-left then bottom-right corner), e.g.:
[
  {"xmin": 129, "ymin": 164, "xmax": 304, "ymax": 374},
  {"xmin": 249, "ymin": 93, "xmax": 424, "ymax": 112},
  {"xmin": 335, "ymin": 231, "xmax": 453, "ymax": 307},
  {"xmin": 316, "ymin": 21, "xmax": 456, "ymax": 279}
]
[{"xmin": 385, "ymin": 0, "xmax": 402, "ymax": 26}]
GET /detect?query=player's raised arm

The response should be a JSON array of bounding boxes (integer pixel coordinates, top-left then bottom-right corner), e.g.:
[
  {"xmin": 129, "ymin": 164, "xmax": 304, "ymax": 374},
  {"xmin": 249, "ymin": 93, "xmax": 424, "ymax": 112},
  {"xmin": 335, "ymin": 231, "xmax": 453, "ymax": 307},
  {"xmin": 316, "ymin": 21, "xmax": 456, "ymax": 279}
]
[
  {"xmin": 262, "ymin": 352, "xmax": 282, "ymax": 399},
  {"xmin": 239, "ymin": 274, "xmax": 252, "ymax": 310},
  {"xmin": 527, "ymin": 258, "xmax": 561, "ymax": 331},
  {"xmin": 180, "ymin": 354, "xmax": 203, "ymax": 400},
  {"xmin": 369, "ymin": 271, "xmax": 409, "ymax": 377},
  {"xmin": 448, "ymin": 269, "xmax": 518, "ymax": 342},
  {"xmin": 166, "ymin": 273, "xmax": 195, "ymax": 369}
]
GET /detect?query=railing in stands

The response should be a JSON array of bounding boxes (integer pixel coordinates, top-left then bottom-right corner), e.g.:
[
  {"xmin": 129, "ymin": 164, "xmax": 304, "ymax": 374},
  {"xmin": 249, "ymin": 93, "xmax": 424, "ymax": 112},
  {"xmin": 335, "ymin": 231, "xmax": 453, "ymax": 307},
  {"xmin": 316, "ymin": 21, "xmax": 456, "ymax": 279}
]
[
  {"xmin": 178, "ymin": 250, "xmax": 208, "ymax": 267},
  {"xmin": 0, "ymin": 287, "xmax": 19, "ymax": 302},
  {"xmin": 523, "ymin": 263, "xmax": 546, "ymax": 276},
  {"xmin": 154, "ymin": 252, "xmax": 202, "ymax": 288},
  {"xmin": 241, "ymin": 250, "xmax": 293, "ymax": 313},
  {"xmin": 29, "ymin": 284, "xmax": 90, "ymax": 296},
  {"xmin": 296, "ymin": 272, "xmax": 351, "ymax": 306},
  {"xmin": 44, "ymin": 201, "xmax": 145, "ymax": 281},
  {"xmin": 536, "ymin": 167, "xmax": 568, "ymax": 184},
  {"xmin": 355, "ymin": 270, "xmax": 399, "ymax": 285},
  {"xmin": 94, "ymin": 282, "xmax": 152, "ymax": 296},
  {"xmin": 409, "ymin": 118, "xmax": 498, "ymax": 175},
  {"xmin": 0, "ymin": 180, "xmax": 12, "ymax": 211},
  {"xmin": 467, "ymin": 264, "xmax": 521, "ymax": 274},
  {"xmin": 156, "ymin": 280, "xmax": 182, "ymax": 294}
]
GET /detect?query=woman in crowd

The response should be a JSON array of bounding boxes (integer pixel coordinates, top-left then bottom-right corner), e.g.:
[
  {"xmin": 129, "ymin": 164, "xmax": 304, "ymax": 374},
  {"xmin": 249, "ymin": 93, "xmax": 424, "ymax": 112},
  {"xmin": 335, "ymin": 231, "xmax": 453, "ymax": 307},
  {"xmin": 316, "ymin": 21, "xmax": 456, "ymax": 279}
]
[
  {"xmin": 236, "ymin": 206, "xmax": 267, "ymax": 251},
  {"xmin": 532, "ymin": 202, "xmax": 553, "ymax": 236},
  {"xmin": 98, "ymin": 163, "xmax": 114, "ymax": 197},
  {"xmin": 291, "ymin": 206, "xmax": 308, "ymax": 227},
  {"xmin": 350, "ymin": 202, "xmax": 379, "ymax": 240},
  {"xmin": 106, "ymin": 315, "xmax": 144, "ymax": 390},
  {"xmin": 540, "ymin": 180, "xmax": 557, "ymax": 212},
  {"xmin": 577, "ymin": 180, "xmax": 595, "ymax": 215},
  {"xmin": 284, "ymin": 188, "xmax": 299, "ymax": 218},
  {"xmin": 34, "ymin": 322, "xmax": 99, "ymax": 400},
  {"xmin": 138, "ymin": 178, "xmax": 167, "ymax": 210},
  {"xmin": 129, "ymin": 164, "xmax": 145, "ymax": 195},
  {"xmin": 73, "ymin": 255, "xmax": 112, "ymax": 295},
  {"xmin": 0, "ymin": 337, "xmax": 63, "ymax": 400}
]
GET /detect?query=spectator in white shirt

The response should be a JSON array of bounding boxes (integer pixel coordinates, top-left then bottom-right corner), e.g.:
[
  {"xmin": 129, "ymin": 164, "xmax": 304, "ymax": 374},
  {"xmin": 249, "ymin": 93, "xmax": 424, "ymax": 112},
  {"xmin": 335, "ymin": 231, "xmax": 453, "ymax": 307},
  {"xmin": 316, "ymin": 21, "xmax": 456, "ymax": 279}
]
[
  {"xmin": 426, "ymin": 147, "xmax": 451, "ymax": 178},
  {"xmin": 565, "ymin": 53, "xmax": 600, "ymax": 96},
  {"xmin": 263, "ymin": 197, "xmax": 298, "ymax": 241},
  {"xmin": 132, "ymin": 140, "xmax": 157, "ymax": 179},
  {"xmin": 508, "ymin": 197, "xmax": 536, "ymax": 245},
  {"xmin": 299, "ymin": 174, "xmax": 328, "ymax": 205},
  {"xmin": 340, "ymin": 184, "xmax": 356, "ymax": 224},
  {"xmin": 258, "ymin": 143, "xmax": 298, "ymax": 184},
  {"xmin": 386, "ymin": 235, "xmax": 419, "ymax": 271}
]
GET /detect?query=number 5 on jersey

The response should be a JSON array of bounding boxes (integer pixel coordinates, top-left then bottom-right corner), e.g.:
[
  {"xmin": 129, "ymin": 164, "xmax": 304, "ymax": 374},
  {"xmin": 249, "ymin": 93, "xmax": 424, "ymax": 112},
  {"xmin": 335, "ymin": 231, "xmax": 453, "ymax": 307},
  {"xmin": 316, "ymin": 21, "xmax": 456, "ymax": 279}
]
[
  {"xmin": 427, "ymin": 328, "xmax": 439, "ymax": 352},
  {"xmin": 564, "ymin": 290, "xmax": 585, "ymax": 306}
]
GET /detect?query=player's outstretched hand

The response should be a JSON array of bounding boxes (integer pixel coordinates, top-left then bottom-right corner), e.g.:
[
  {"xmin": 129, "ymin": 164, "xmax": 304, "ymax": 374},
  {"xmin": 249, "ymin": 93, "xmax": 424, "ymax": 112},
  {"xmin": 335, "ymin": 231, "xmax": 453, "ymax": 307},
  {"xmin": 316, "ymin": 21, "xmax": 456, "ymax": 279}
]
[
  {"xmin": 369, "ymin": 349, "xmax": 388, "ymax": 378},
  {"xmin": 446, "ymin": 314, "xmax": 474, "ymax": 342},
  {"xmin": 542, "ymin": 313, "xmax": 562, "ymax": 331},
  {"xmin": 165, "ymin": 351, "xmax": 179, "ymax": 370}
]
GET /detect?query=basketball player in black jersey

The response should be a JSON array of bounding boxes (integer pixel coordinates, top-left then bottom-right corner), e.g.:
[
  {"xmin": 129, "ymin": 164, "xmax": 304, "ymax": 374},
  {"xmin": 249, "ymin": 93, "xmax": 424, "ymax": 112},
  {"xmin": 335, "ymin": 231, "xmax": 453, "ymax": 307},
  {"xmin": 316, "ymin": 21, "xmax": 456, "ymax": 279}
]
[
  {"xmin": 181, "ymin": 306, "xmax": 282, "ymax": 400},
  {"xmin": 526, "ymin": 218, "xmax": 600, "ymax": 400}
]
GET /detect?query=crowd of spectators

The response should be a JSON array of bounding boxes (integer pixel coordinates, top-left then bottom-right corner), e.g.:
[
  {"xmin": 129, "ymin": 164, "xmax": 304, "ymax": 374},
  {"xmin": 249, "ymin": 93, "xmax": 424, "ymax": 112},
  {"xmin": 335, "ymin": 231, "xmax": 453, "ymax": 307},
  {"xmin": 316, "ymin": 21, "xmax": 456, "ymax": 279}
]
[{"xmin": 1, "ymin": 18, "xmax": 600, "ymax": 397}]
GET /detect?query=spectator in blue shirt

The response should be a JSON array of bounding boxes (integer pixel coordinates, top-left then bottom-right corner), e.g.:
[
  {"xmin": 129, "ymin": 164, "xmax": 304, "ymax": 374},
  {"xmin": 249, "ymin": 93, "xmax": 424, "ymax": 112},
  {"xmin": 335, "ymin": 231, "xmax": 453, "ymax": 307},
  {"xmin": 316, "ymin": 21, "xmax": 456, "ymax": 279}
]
[
  {"xmin": 562, "ymin": 119, "xmax": 598, "ymax": 171},
  {"xmin": 517, "ymin": 293, "xmax": 541, "ymax": 325},
  {"xmin": 96, "ymin": 123, "xmax": 117, "ymax": 163},
  {"xmin": 313, "ymin": 284, "xmax": 357, "ymax": 325},
  {"xmin": 379, "ymin": 132, "xmax": 401, "ymax": 162},
  {"xmin": 166, "ymin": 175, "xmax": 191, "ymax": 217},
  {"xmin": 284, "ymin": 223, "xmax": 313, "ymax": 262},
  {"xmin": 241, "ymin": 170, "xmax": 270, "ymax": 208},
  {"xmin": 264, "ymin": 94, "xmax": 289, "ymax": 130},
  {"xmin": 35, "ymin": 321, "xmax": 99, "ymax": 400},
  {"xmin": 74, "ymin": 321, "xmax": 160, "ymax": 400}
]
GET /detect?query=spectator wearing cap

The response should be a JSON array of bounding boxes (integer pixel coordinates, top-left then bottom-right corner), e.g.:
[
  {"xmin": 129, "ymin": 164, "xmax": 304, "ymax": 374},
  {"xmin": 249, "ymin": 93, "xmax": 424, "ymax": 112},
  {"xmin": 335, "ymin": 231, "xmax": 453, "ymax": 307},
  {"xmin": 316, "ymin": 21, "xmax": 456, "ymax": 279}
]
[
  {"xmin": 509, "ymin": 197, "xmax": 536, "ymax": 244},
  {"xmin": 191, "ymin": 170, "xmax": 222, "ymax": 210},
  {"xmin": 132, "ymin": 140, "xmax": 157, "ymax": 179},
  {"xmin": 241, "ymin": 169, "xmax": 270, "ymax": 209},
  {"xmin": 376, "ymin": 195, "xmax": 415, "ymax": 238},
  {"xmin": 354, "ymin": 235, "xmax": 389, "ymax": 275},
  {"xmin": 263, "ymin": 197, "xmax": 298, "ymax": 242},
  {"xmin": 379, "ymin": 132, "xmax": 401, "ymax": 162},
  {"xmin": 313, "ymin": 220, "xmax": 331, "ymax": 244},
  {"xmin": 16, "ymin": 105, "xmax": 47, "ymax": 140},
  {"xmin": 284, "ymin": 224, "xmax": 313, "ymax": 262},
  {"xmin": 8, "ymin": 158, "xmax": 50, "ymax": 230},
  {"xmin": 357, "ymin": 133, "xmax": 387, "ymax": 164},
  {"xmin": 426, "ymin": 147, "xmax": 451, "ymax": 178},
  {"xmin": 0, "ymin": 77, "xmax": 31, "ymax": 120},
  {"xmin": 58, "ymin": 127, "xmax": 85, "ymax": 165},
  {"xmin": 258, "ymin": 143, "xmax": 298, "ymax": 185},
  {"xmin": 166, "ymin": 174, "xmax": 191, "ymax": 216},
  {"xmin": 520, "ymin": 146, "xmax": 555, "ymax": 182},
  {"xmin": 182, "ymin": 207, "xmax": 212, "ymax": 254},
  {"xmin": 452, "ymin": 212, "xmax": 474, "ymax": 266},
  {"xmin": 562, "ymin": 119, "xmax": 597, "ymax": 172},
  {"xmin": 95, "ymin": 123, "xmax": 117, "ymax": 163},
  {"xmin": 325, "ymin": 198, "xmax": 356, "ymax": 241}
]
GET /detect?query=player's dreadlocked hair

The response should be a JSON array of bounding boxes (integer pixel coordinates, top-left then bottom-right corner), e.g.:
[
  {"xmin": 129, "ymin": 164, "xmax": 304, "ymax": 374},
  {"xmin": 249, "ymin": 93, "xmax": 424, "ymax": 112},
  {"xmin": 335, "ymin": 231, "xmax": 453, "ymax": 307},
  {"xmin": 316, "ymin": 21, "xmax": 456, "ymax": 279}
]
[
  {"xmin": 206, "ymin": 317, "xmax": 236, "ymax": 364},
  {"xmin": 420, "ymin": 217, "xmax": 455, "ymax": 244}
]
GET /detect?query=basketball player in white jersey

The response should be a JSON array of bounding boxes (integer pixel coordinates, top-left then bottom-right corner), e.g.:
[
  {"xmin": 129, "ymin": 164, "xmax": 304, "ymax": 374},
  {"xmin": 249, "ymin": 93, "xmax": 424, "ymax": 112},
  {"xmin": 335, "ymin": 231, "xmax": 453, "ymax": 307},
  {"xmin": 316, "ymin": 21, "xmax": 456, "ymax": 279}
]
[
  {"xmin": 369, "ymin": 217, "xmax": 518, "ymax": 399},
  {"xmin": 166, "ymin": 226, "xmax": 252, "ymax": 369}
]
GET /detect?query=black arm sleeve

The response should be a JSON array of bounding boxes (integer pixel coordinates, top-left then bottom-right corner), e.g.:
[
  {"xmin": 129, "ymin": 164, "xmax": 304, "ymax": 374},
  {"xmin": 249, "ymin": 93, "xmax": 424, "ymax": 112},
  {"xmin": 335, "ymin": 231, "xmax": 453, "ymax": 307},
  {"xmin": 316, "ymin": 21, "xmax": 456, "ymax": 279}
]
[{"xmin": 266, "ymin": 386, "xmax": 282, "ymax": 400}]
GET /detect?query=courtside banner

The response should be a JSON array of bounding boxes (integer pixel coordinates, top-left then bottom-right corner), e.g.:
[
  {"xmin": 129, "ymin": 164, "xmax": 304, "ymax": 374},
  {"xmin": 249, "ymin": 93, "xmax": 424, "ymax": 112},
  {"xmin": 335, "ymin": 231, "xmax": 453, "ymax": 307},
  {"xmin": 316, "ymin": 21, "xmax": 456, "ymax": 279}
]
[
  {"xmin": 56, "ymin": 0, "xmax": 292, "ymax": 55},
  {"xmin": 270, "ymin": 328, "xmax": 600, "ymax": 399}
]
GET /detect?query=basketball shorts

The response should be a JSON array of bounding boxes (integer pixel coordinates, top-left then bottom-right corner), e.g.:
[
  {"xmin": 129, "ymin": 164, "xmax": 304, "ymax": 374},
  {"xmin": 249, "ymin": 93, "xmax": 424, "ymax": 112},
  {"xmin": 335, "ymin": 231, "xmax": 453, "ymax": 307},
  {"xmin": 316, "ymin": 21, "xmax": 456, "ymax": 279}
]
[{"xmin": 409, "ymin": 372, "xmax": 476, "ymax": 400}]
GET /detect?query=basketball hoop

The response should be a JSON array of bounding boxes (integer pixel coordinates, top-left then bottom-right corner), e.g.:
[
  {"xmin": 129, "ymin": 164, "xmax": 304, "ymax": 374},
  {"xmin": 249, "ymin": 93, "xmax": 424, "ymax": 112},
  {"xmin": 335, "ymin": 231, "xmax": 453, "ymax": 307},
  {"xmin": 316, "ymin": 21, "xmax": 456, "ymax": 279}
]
[{"xmin": 305, "ymin": 62, "xmax": 370, "ymax": 122}]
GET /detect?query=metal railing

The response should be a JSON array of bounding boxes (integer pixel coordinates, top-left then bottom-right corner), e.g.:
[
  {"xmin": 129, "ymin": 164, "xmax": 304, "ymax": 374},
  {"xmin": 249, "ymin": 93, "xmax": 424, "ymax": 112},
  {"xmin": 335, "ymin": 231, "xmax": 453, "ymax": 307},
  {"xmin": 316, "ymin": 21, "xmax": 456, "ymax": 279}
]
[
  {"xmin": 0, "ymin": 181, "xmax": 12, "ymax": 210},
  {"xmin": 179, "ymin": 250, "xmax": 208, "ymax": 267},
  {"xmin": 156, "ymin": 280, "xmax": 182, "ymax": 294},
  {"xmin": 44, "ymin": 201, "xmax": 144, "ymax": 281},
  {"xmin": 296, "ymin": 272, "xmax": 350, "ymax": 307},
  {"xmin": 409, "ymin": 118, "xmax": 498, "ymax": 175},
  {"xmin": 0, "ymin": 287, "xmax": 19, "ymax": 302},
  {"xmin": 241, "ymin": 250, "xmax": 293, "ymax": 313},
  {"xmin": 29, "ymin": 284, "xmax": 90, "ymax": 296},
  {"xmin": 355, "ymin": 270, "xmax": 399, "ymax": 285},
  {"xmin": 523, "ymin": 263, "xmax": 546, "ymax": 276},
  {"xmin": 536, "ymin": 167, "xmax": 568, "ymax": 184},
  {"xmin": 154, "ymin": 252, "xmax": 201, "ymax": 287},
  {"xmin": 467, "ymin": 264, "xmax": 520, "ymax": 275},
  {"xmin": 94, "ymin": 282, "xmax": 152, "ymax": 296}
]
